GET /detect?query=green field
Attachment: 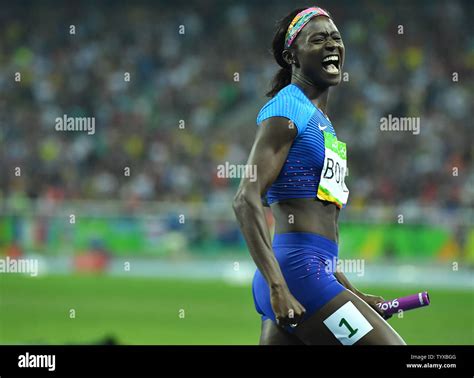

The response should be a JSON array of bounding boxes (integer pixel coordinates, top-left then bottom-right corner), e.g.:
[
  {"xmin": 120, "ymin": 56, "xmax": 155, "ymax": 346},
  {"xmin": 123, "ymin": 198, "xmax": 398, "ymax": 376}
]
[{"xmin": 0, "ymin": 275, "xmax": 473, "ymax": 345}]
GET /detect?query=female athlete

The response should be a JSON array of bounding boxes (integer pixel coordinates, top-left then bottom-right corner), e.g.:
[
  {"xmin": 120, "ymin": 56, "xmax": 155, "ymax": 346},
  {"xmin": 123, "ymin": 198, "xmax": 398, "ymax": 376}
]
[{"xmin": 233, "ymin": 6, "xmax": 406, "ymax": 345}]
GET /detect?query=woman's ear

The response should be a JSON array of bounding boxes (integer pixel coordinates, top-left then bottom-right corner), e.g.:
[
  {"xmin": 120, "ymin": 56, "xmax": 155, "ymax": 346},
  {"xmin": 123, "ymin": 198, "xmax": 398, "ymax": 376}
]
[{"xmin": 282, "ymin": 49, "xmax": 298, "ymax": 67}]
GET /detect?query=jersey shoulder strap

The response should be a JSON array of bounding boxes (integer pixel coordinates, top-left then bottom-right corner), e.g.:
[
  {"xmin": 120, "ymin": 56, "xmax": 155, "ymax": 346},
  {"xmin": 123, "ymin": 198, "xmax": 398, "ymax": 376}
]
[{"xmin": 256, "ymin": 84, "xmax": 315, "ymax": 138}]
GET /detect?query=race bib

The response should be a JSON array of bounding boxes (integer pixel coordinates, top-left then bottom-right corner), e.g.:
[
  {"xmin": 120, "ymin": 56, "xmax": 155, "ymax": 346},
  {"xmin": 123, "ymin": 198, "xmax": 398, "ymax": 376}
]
[
  {"xmin": 317, "ymin": 131, "xmax": 349, "ymax": 208},
  {"xmin": 323, "ymin": 301, "xmax": 373, "ymax": 345}
]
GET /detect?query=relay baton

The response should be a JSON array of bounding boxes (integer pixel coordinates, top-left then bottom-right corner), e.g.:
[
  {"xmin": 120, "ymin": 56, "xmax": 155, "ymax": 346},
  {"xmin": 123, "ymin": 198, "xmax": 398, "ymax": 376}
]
[{"xmin": 377, "ymin": 291, "xmax": 430, "ymax": 318}]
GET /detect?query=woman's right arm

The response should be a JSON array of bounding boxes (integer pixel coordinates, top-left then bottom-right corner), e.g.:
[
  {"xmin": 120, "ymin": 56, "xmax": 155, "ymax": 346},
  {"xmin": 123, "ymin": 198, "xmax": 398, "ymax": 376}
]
[{"xmin": 232, "ymin": 117, "xmax": 306, "ymax": 327}]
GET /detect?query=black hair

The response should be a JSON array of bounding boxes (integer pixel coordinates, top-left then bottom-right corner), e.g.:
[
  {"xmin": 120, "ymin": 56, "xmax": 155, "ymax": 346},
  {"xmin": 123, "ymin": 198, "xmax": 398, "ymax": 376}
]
[{"xmin": 266, "ymin": 7, "xmax": 332, "ymax": 98}]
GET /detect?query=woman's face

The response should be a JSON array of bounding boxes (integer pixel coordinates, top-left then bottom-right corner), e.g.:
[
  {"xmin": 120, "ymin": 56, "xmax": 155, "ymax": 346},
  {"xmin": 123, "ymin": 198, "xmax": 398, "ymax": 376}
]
[{"xmin": 291, "ymin": 16, "xmax": 345, "ymax": 88}]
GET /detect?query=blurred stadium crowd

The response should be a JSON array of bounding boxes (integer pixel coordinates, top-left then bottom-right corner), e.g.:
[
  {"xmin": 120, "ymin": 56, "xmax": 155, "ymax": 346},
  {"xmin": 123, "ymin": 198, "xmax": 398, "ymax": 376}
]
[{"xmin": 0, "ymin": 0, "xmax": 472, "ymax": 211}]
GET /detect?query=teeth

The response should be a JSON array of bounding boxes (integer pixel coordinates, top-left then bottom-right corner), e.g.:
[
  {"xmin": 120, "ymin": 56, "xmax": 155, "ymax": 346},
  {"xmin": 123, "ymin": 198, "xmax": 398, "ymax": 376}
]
[{"xmin": 323, "ymin": 55, "xmax": 339, "ymax": 63}]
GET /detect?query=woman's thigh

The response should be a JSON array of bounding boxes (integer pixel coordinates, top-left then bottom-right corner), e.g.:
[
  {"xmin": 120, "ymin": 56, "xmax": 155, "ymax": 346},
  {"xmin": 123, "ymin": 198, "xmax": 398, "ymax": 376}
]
[
  {"xmin": 294, "ymin": 289, "xmax": 406, "ymax": 345},
  {"xmin": 259, "ymin": 319, "xmax": 305, "ymax": 345}
]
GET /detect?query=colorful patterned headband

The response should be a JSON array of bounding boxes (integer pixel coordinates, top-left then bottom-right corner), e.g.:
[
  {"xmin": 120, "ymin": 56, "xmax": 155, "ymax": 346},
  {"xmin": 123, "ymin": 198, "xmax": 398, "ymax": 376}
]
[{"xmin": 285, "ymin": 7, "xmax": 331, "ymax": 49}]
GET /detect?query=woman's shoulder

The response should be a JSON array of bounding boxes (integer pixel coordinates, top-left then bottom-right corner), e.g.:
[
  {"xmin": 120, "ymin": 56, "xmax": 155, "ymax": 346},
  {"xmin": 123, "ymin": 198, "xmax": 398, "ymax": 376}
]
[{"xmin": 256, "ymin": 84, "xmax": 315, "ymax": 136}]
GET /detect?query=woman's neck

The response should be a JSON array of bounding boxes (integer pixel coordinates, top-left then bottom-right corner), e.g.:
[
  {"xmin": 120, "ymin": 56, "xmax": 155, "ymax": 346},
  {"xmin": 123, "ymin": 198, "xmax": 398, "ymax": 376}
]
[{"xmin": 291, "ymin": 72, "xmax": 330, "ymax": 114}]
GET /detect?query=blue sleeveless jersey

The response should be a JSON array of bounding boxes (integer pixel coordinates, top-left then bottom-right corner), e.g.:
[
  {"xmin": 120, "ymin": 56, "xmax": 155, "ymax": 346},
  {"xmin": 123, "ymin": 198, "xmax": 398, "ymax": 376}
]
[{"xmin": 257, "ymin": 83, "xmax": 338, "ymax": 205}]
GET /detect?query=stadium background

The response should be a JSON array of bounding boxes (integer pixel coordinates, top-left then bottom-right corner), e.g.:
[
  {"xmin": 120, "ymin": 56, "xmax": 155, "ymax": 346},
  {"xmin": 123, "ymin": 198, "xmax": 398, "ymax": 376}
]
[{"xmin": 0, "ymin": 0, "xmax": 473, "ymax": 345}]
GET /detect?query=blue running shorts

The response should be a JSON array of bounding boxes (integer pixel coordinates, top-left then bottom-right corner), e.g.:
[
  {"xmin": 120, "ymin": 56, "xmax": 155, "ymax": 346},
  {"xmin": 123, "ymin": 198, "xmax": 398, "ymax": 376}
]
[{"xmin": 252, "ymin": 232, "xmax": 346, "ymax": 331}]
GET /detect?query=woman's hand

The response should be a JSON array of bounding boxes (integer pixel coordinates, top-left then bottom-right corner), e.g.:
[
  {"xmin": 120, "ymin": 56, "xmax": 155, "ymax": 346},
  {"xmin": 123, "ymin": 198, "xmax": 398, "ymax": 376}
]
[
  {"xmin": 357, "ymin": 292, "xmax": 392, "ymax": 319},
  {"xmin": 270, "ymin": 285, "xmax": 306, "ymax": 327}
]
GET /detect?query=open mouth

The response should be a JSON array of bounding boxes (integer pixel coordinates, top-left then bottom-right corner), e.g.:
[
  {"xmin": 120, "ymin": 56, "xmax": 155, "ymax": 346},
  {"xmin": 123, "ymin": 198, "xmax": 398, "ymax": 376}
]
[{"xmin": 321, "ymin": 54, "xmax": 340, "ymax": 74}]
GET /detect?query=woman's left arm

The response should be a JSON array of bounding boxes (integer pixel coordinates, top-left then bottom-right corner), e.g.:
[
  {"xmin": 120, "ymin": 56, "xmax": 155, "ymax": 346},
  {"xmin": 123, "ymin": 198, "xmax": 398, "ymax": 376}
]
[{"xmin": 334, "ymin": 271, "xmax": 389, "ymax": 318}]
